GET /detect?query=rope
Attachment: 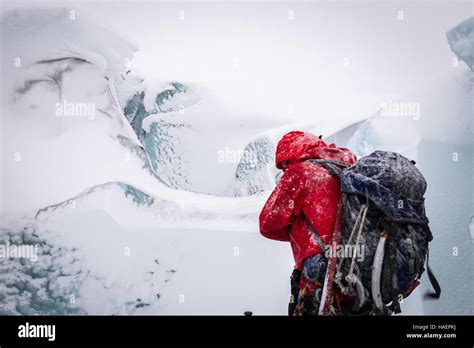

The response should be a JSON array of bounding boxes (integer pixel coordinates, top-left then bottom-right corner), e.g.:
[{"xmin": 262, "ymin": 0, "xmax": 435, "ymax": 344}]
[
  {"xmin": 334, "ymin": 204, "xmax": 368, "ymax": 297},
  {"xmin": 336, "ymin": 204, "xmax": 366, "ymax": 274},
  {"xmin": 347, "ymin": 205, "xmax": 368, "ymax": 277}
]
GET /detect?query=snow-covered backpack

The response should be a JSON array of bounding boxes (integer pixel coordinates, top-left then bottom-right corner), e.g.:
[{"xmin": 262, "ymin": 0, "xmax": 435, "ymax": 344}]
[
  {"xmin": 325, "ymin": 150, "xmax": 441, "ymax": 315},
  {"xmin": 301, "ymin": 150, "xmax": 441, "ymax": 315}
]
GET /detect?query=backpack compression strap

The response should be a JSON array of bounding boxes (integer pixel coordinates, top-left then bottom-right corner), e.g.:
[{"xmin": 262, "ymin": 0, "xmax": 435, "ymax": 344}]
[
  {"xmin": 422, "ymin": 225, "xmax": 441, "ymax": 298},
  {"xmin": 426, "ymin": 250, "xmax": 442, "ymax": 298},
  {"xmin": 389, "ymin": 222, "xmax": 401, "ymax": 314}
]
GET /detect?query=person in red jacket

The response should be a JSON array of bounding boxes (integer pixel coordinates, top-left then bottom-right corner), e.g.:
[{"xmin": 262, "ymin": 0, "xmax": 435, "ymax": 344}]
[{"xmin": 259, "ymin": 131, "xmax": 356, "ymax": 315}]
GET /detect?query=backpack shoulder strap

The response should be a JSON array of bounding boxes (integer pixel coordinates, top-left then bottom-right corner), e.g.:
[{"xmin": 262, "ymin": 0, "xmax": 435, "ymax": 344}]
[
  {"xmin": 301, "ymin": 210, "xmax": 329, "ymax": 253},
  {"xmin": 300, "ymin": 158, "xmax": 352, "ymax": 251},
  {"xmin": 305, "ymin": 159, "xmax": 352, "ymax": 177}
]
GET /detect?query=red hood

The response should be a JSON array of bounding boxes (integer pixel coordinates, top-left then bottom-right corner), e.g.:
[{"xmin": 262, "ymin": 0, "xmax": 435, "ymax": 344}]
[{"xmin": 275, "ymin": 131, "xmax": 357, "ymax": 170}]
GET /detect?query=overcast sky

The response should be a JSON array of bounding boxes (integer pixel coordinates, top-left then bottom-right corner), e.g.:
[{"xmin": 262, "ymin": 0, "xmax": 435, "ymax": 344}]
[{"xmin": 2, "ymin": 0, "xmax": 471, "ymax": 124}]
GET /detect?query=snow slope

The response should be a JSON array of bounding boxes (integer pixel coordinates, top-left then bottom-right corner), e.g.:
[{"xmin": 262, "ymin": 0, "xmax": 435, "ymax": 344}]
[{"xmin": 24, "ymin": 182, "xmax": 288, "ymax": 315}]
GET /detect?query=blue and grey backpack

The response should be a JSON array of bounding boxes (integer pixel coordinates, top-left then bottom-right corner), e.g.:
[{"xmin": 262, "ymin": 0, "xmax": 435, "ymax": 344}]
[{"xmin": 334, "ymin": 150, "xmax": 441, "ymax": 315}]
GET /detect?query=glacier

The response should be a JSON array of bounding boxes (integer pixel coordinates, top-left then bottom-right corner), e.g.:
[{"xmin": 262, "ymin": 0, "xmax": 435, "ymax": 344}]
[
  {"xmin": 447, "ymin": 17, "xmax": 474, "ymax": 71},
  {"xmin": 119, "ymin": 81, "xmax": 201, "ymax": 189},
  {"xmin": 230, "ymin": 135, "xmax": 277, "ymax": 196},
  {"xmin": 230, "ymin": 112, "xmax": 419, "ymax": 198}
]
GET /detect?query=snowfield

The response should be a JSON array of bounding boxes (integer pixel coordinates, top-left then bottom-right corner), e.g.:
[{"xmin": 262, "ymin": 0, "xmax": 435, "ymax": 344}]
[{"xmin": 0, "ymin": 7, "xmax": 472, "ymax": 315}]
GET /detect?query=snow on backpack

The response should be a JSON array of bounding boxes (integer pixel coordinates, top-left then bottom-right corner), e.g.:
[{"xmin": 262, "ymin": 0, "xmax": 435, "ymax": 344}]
[{"xmin": 304, "ymin": 151, "xmax": 441, "ymax": 315}]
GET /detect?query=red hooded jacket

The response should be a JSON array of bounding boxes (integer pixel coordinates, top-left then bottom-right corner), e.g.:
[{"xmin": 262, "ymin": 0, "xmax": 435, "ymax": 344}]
[{"xmin": 259, "ymin": 131, "xmax": 357, "ymax": 269}]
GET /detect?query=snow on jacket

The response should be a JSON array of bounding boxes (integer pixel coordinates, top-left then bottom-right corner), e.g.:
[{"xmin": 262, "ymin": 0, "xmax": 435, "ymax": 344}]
[{"xmin": 259, "ymin": 131, "xmax": 357, "ymax": 269}]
